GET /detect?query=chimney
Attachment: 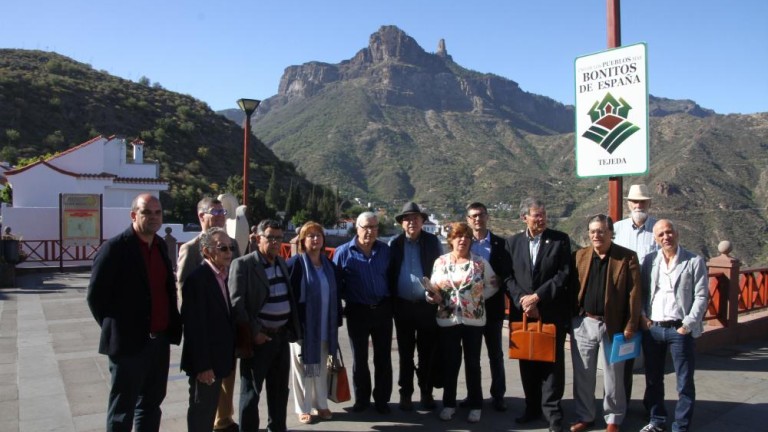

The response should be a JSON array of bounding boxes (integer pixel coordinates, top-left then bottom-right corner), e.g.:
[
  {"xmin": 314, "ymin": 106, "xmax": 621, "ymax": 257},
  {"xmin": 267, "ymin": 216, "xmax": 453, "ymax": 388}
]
[{"xmin": 131, "ymin": 139, "xmax": 145, "ymax": 164}]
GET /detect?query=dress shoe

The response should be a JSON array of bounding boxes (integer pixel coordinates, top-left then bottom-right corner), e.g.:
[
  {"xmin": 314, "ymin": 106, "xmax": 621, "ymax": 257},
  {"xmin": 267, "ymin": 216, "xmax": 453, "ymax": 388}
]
[
  {"xmin": 214, "ymin": 423, "xmax": 239, "ymax": 432},
  {"xmin": 420, "ymin": 393, "xmax": 436, "ymax": 410},
  {"xmin": 606, "ymin": 423, "xmax": 619, "ymax": 432},
  {"xmin": 569, "ymin": 421, "xmax": 595, "ymax": 432},
  {"xmin": 515, "ymin": 412, "xmax": 543, "ymax": 424},
  {"xmin": 352, "ymin": 400, "xmax": 370, "ymax": 412},
  {"xmin": 492, "ymin": 398, "xmax": 508, "ymax": 412},
  {"xmin": 375, "ymin": 402, "xmax": 391, "ymax": 414},
  {"xmin": 399, "ymin": 396, "xmax": 414, "ymax": 411},
  {"xmin": 549, "ymin": 424, "xmax": 563, "ymax": 432}
]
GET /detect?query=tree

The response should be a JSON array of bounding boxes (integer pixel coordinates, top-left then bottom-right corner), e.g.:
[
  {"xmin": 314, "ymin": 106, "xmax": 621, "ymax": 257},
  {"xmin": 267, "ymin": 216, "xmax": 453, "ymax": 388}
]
[
  {"xmin": 305, "ymin": 185, "xmax": 319, "ymax": 221},
  {"xmin": 0, "ymin": 184, "xmax": 12, "ymax": 204},
  {"xmin": 265, "ymin": 168, "xmax": 283, "ymax": 212},
  {"xmin": 284, "ymin": 181, "xmax": 302, "ymax": 222},
  {"xmin": 138, "ymin": 76, "xmax": 151, "ymax": 86},
  {"xmin": 319, "ymin": 188, "xmax": 337, "ymax": 226}
]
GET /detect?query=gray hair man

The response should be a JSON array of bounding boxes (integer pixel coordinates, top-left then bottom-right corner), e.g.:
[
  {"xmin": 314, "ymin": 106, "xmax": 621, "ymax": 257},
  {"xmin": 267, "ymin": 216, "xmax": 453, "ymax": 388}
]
[
  {"xmin": 333, "ymin": 211, "xmax": 393, "ymax": 414},
  {"xmin": 176, "ymin": 196, "xmax": 240, "ymax": 432}
]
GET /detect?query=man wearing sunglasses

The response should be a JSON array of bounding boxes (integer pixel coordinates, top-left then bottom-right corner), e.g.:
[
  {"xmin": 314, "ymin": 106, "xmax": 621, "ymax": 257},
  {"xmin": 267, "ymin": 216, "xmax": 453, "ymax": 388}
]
[{"xmin": 177, "ymin": 197, "xmax": 241, "ymax": 432}]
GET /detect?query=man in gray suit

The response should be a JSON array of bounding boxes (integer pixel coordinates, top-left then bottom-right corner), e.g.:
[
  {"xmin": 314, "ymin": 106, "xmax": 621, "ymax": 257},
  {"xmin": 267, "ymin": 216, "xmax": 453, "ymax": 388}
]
[
  {"xmin": 230, "ymin": 219, "xmax": 301, "ymax": 432},
  {"xmin": 639, "ymin": 220, "xmax": 708, "ymax": 432},
  {"xmin": 176, "ymin": 196, "xmax": 240, "ymax": 432}
]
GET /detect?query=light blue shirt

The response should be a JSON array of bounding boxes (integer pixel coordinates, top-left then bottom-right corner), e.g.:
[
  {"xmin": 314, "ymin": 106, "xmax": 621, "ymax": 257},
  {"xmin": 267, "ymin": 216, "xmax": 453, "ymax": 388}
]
[
  {"xmin": 397, "ymin": 238, "xmax": 426, "ymax": 302},
  {"xmin": 527, "ymin": 230, "xmax": 542, "ymax": 267},
  {"xmin": 470, "ymin": 230, "xmax": 491, "ymax": 262},
  {"xmin": 614, "ymin": 216, "xmax": 659, "ymax": 267}
]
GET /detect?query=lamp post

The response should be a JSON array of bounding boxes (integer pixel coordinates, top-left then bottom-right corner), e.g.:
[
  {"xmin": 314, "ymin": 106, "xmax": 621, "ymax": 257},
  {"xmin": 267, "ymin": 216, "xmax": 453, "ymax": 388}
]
[{"xmin": 237, "ymin": 98, "xmax": 261, "ymax": 207}]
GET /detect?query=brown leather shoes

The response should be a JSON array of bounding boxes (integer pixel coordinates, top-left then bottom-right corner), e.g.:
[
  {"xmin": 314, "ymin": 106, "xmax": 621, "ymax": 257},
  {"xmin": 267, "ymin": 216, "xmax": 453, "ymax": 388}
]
[
  {"xmin": 606, "ymin": 424, "xmax": 619, "ymax": 432},
  {"xmin": 570, "ymin": 421, "xmax": 595, "ymax": 432}
]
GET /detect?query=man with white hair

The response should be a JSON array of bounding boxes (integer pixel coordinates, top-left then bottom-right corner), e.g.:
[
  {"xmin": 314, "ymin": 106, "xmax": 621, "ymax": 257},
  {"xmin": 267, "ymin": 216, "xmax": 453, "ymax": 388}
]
[
  {"xmin": 333, "ymin": 211, "xmax": 393, "ymax": 414},
  {"xmin": 613, "ymin": 184, "xmax": 660, "ymax": 405}
]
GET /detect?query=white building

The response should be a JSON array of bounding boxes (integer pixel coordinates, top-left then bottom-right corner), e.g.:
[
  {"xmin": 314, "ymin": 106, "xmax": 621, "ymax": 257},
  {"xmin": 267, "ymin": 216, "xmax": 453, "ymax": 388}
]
[{"xmin": 2, "ymin": 135, "xmax": 169, "ymax": 242}]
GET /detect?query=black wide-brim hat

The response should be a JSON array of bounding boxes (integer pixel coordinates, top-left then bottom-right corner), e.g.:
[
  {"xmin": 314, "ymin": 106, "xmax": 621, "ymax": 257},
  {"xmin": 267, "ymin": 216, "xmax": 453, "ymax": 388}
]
[{"xmin": 395, "ymin": 201, "xmax": 429, "ymax": 223}]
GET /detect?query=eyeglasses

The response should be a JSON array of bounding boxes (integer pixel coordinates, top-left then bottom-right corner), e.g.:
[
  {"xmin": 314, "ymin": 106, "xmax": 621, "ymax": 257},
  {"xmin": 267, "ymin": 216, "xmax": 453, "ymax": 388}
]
[
  {"xmin": 262, "ymin": 235, "xmax": 282, "ymax": 243},
  {"xmin": 467, "ymin": 213, "xmax": 487, "ymax": 219},
  {"xmin": 358, "ymin": 225, "xmax": 378, "ymax": 231},
  {"xmin": 588, "ymin": 229, "xmax": 608, "ymax": 237},
  {"xmin": 206, "ymin": 208, "xmax": 228, "ymax": 216},
  {"xmin": 215, "ymin": 245, "xmax": 235, "ymax": 252}
]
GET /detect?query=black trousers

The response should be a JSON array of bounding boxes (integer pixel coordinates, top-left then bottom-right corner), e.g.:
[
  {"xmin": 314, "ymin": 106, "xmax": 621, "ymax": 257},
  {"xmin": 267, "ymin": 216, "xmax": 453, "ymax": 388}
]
[
  {"xmin": 187, "ymin": 375, "xmax": 221, "ymax": 432},
  {"xmin": 518, "ymin": 326, "xmax": 566, "ymax": 427},
  {"xmin": 394, "ymin": 298, "xmax": 438, "ymax": 399},
  {"xmin": 106, "ymin": 334, "xmax": 170, "ymax": 432},
  {"xmin": 239, "ymin": 330, "xmax": 290, "ymax": 432},
  {"xmin": 345, "ymin": 299, "xmax": 394, "ymax": 406},
  {"xmin": 482, "ymin": 317, "xmax": 506, "ymax": 401}
]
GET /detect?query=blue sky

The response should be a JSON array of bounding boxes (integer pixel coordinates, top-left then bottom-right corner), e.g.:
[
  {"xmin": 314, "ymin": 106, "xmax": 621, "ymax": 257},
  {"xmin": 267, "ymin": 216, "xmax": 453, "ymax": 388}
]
[{"xmin": 2, "ymin": 0, "xmax": 766, "ymax": 114}]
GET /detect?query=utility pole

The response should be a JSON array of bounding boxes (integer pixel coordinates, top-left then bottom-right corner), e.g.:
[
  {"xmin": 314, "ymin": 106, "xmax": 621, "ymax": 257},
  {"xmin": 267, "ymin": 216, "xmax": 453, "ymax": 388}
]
[{"xmin": 606, "ymin": 0, "xmax": 623, "ymax": 222}]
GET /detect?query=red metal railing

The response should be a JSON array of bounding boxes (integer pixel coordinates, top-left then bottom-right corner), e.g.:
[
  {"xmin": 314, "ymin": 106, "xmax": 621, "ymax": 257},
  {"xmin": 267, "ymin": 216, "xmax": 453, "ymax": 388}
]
[
  {"xmin": 18, "ymin": 240, "xmax": 102, "ymax": 263},
  {"xmin": 738, "ymin": 267, "xmax": 768, "ymax": 312}
]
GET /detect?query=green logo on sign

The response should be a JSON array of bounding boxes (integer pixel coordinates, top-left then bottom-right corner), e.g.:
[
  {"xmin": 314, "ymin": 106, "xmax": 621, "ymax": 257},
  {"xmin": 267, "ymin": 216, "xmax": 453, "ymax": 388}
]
[{"xmin": 582, "ymin": 92, "xmax": 640, "ymax": 154}]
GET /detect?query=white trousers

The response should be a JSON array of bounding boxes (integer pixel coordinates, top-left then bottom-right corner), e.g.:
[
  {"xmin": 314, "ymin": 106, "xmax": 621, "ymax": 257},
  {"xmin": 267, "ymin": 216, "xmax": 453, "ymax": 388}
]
[
  {"xmin": 290, "ymin": 341, "xmax": 330, "ymax": 414},
  {"xmin": 570, "ymin": 315, "xmax": 627, "ymax": 425}
]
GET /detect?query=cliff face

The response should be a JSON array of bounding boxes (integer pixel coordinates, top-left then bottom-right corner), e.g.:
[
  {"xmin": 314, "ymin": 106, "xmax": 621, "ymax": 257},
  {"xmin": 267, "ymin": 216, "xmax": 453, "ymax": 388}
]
[{"xmin": 273, "ymin": 25, "xmax": 572, "ymax": 133}]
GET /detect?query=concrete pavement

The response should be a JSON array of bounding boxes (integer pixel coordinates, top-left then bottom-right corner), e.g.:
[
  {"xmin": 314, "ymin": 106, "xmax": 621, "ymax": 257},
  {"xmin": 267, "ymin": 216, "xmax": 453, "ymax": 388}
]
[{"xmin": 1, "ymin": 270, "xmax": 767, "ymax": 432}]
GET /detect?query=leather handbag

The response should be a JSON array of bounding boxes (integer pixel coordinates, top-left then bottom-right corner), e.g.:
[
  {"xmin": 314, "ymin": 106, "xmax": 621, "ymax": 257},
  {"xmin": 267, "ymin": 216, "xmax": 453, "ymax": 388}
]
[
  {"xmin": 327, "ymin": 349, "xmax": 351, "ymax": 403},
  {"xmin": 508, "ymin": 314, "xmax": 556, "ymax": 363}
]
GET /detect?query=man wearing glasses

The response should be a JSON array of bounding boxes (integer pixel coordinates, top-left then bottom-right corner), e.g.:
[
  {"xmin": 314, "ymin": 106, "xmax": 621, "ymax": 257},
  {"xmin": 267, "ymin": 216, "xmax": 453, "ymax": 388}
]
[
  {"xmin": 230, "ymin": 219, "xmax": 301, "ymax": 432},
  {"xmin": 569, "ymin": 214, "xmax": 641, "ymax": 432},
  {"xmin": 177, "ymin": 197, "xmax": 241, "ymax": 432},
  {"xmin": 333, "ymin": 211, "xmax": 393, "ymax": 414},
  {"xmin": 504, "ymin": 198, "xmax": 571, "ymax": 432},
  {"xmin": 465, "ymin": 202, "xmax": 512, "ymax": 412}
]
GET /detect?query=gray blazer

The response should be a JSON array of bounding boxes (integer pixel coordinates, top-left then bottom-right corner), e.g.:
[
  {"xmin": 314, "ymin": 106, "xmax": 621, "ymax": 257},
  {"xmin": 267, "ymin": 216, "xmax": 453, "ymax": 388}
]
[
  {"xmin": 229, "ymin": 251, "xmax": 301, "ymax": 342},
  {"xmin": 641, "ymin": 247, "xmax": 709, "ymax": 337}
]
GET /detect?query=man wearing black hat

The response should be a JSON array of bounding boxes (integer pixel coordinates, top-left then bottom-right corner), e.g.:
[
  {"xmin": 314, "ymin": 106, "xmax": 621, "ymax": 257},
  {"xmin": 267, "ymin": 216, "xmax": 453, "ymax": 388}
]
[{"xmin": 388, "ymin": 201, "xmax": 443, "ymax": 411}]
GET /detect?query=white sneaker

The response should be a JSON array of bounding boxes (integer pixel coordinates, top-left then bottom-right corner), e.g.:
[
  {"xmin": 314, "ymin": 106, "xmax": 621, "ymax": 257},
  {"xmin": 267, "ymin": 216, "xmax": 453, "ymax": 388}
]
[
  {"xmin": 468, "ymin": 409, "xmax": 482, "ymax": 423},
  {"xmin": 639, "ymin": 423, "xmax": 665, "ymax": 432},
  {"xmin": 439, "ymin": 407, "xmax": 455, "ymax": 421}
]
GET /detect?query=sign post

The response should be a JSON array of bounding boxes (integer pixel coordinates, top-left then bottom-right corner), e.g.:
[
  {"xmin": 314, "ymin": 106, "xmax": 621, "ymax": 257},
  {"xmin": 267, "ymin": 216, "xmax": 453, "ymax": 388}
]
[
  {"xmin": 59, "ymin": 193, "xmax": 102, "ymax": 271},
  {"xmin": 575, "ymin": 43, "xmax": 649, "ymax": 179}
]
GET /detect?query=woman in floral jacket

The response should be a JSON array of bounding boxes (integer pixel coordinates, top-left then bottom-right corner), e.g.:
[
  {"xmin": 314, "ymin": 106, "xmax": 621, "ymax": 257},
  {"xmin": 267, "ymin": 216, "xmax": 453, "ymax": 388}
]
[{"xmin": 425, "ymin": 222, "xmax": 497, "ymax": 424}]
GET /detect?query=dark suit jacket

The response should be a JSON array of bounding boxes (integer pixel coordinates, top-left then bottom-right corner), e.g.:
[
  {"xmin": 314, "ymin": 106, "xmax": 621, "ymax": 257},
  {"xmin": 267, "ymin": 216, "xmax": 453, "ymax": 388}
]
[
  {"xmin": 286, "ymin": 254, "xmax": 344, "ymax": 330},
  {"xmin": 229, "ymin": 251, "xmax": 301, "ymax": 343},
  {"xmin": 505, "ymin": 228, "xmax": 571, "ymax": 326},
  {"xmin": 177, "ymin": 233, "xmax": 241, "ymax": 293},
  {"xmin": 572, "ymin": 243, "xmax": 642, "ymax": 336},
  {"xmin": 387, "ymin": 230, "xmax": 443, "ymax": 298},
  {"xmin": 484, "ymin": 231, "xmax": 513, "ymax": 321},
  {"xmin": 180, "ymin": 263, "xmax": 236, "ymax": 378},
  {"xmin": 87, "ymin": 226, "xmax": 182, "ymax": 356}
]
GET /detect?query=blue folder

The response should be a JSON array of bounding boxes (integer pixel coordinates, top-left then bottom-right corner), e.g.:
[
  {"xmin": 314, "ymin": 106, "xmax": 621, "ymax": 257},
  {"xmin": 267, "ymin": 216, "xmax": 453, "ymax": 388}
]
[{"xmin": 609, "ymin": 332, "xmax": 642, "ymax": 364}]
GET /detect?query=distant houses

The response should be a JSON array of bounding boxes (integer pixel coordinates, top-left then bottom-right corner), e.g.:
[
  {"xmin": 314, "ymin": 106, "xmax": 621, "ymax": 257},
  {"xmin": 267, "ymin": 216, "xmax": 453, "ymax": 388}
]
[{"xmin": 1, "ymin": 135, "xmax": 171, "ymax": 242}]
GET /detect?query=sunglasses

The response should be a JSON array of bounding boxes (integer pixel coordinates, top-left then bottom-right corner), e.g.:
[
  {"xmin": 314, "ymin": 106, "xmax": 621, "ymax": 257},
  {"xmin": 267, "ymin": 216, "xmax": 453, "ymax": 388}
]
[
  {"xmin": 207, "ymin": 208, "xmax": 228, "ymax": 216},
  {"xmin": 215, "ymin": 245, "xmax": 235, "ymax": 252}
]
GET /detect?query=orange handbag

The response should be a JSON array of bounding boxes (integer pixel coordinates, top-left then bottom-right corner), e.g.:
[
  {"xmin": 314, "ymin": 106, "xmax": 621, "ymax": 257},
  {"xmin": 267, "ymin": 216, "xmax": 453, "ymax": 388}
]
[{"xmin": 508, "ymin": 314, "xmax": 557, "ymax": 363}]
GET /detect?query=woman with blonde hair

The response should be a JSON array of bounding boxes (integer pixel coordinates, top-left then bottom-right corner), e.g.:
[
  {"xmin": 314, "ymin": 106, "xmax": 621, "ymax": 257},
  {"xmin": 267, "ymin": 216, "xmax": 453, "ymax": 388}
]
[
  {"xmin": 286, "ymin": 222, "xmax": 342, "ymax": 424},
  {"xmin": 425, "ymin": 221, "xmax": 497, "ymax": 424}
]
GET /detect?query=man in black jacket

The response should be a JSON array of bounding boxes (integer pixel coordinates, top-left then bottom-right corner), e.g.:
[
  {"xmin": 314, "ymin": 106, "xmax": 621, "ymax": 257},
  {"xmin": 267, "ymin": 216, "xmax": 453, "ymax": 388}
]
[
  {"xmin": 466, "ymin": 202, "xmax": 513, "ymax": 411},
  {"xmin": 505, "ymin": 198, "xmax": 571, "ymax": 432},
  {"xmin": 87, "ymin": 193, "xmax": 182, "ymax": 432},
  {"xmin": 180, "ymin": 227, "xmax": 236, "ymax": 432},
  {"xmin": 388, "ymin": 201, "xmax": 443, "ymax": 411}
]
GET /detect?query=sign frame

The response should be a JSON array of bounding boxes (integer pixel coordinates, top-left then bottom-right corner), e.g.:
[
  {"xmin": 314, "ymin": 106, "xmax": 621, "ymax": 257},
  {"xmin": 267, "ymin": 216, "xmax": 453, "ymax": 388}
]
[{"xmin": 574, "ymin": 42, "xmax": 649, "ymax": 178}]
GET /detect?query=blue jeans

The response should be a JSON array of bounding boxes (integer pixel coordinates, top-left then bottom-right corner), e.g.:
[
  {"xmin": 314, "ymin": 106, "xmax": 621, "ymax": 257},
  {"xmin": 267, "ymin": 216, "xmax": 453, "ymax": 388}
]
[
  {"xmin": 642, "ymin": 326, "xmax": 696, "ymax": 432},
  {"xmin": 106, "ymin": 334, "xmax": 170, "ymax": 432}
]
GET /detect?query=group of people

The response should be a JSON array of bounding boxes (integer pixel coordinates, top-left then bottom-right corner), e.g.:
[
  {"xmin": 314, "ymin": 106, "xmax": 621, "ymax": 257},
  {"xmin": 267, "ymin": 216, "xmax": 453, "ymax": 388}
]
[{"xmin": 86, "ymin": 183, "xmax": 708, "ymax": 432}]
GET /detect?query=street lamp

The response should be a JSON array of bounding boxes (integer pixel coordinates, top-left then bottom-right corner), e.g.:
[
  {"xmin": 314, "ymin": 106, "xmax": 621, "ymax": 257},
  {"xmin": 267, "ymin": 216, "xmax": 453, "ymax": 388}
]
[{"xmin": 237, "ymin": 98, "xmax": 261, "ymax": 207}]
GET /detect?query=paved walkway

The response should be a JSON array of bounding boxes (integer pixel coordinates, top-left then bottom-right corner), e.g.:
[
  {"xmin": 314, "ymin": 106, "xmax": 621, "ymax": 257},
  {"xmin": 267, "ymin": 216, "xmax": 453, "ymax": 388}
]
[{"xmin": 1, "ymin": 271, "xmax": 767, "ymax": 432}]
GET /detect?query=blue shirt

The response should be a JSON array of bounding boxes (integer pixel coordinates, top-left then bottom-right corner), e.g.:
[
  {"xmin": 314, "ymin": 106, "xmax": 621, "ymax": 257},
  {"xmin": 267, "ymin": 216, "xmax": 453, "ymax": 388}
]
[
  {"xmin": 614, "ymin": 216, "xmax": 659, "ymax": 267},
  {"xmin": 333, "ymin": 237, "xmax": 391, "ymax": 305},
  {"xmin": 397, "ymin": 238, "xmax": 426, "ymax": 302},
  {"xmin": 470, "ymin": 230, "xmax": 491, "ymax": 262}
]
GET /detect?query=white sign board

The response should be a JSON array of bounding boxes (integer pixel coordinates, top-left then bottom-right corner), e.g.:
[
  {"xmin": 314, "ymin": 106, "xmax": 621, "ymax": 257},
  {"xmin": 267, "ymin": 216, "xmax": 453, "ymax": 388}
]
[{"xmin": 574, "ymin": 43, "xmax": 648, "ymax": 177}]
